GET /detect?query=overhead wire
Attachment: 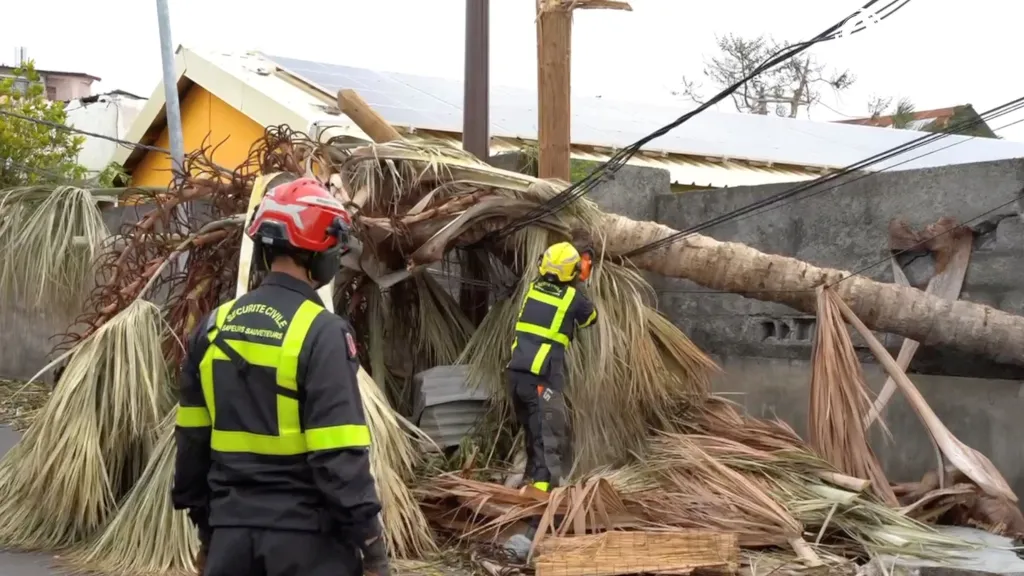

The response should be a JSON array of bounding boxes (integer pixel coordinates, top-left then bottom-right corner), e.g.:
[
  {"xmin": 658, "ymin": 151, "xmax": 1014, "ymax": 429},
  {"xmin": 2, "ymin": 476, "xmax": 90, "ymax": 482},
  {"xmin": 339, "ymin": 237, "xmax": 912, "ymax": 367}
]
[
  {"xmin": 435, "ymin": 110, "xmax": 1024, "ymax": 295},
  {"xmin": 0, "ymin": 109, "xmax": 172, "ymax": 155},
  {"xmin": 484, "ymin": 0, "xmax": 915, "ymax": 241},
  {"xmin": 620, "ymin": 95, "xmax": 1024, "ymax": 258}
]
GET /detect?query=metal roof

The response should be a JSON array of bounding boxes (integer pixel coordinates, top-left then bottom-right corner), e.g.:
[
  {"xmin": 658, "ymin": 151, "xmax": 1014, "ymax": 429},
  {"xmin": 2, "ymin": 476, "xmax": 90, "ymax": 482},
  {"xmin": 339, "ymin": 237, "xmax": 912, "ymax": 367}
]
[
  {"xmin": 265, "ymin": 53, "xmax": 1024, "ymax": 173},
  {"xmin": 408, "ymin": 129, "xmax": 821, "ymax": 188}
]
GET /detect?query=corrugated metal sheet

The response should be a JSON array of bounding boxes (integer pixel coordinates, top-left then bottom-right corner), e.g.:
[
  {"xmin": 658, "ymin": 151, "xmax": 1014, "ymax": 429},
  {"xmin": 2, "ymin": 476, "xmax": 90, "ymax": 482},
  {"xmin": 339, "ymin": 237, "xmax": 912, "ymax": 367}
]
[
  {"xmin": 264, "ymin": 52, "xmax": 1024, "ymax": 173},
  {"xmin": 412, "ymin": 365, "xmax": 488, "ymax": 450},
  {"xmin": 418, "ymin": 402, "xmax": 487, "ymax": 450},
  {"xmin": 413, "ymin": 130, "xmax": 820, "ymax": 189}
]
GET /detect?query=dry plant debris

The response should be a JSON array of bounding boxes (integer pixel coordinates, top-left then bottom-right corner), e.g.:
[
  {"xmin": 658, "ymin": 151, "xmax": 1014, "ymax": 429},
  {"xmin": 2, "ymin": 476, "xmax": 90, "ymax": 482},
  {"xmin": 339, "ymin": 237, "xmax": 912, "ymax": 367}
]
[
  {"xmin": 0, "ymin": 126, "xmax": 1016, "ymax": 576},
  {"xmin": 0, "ymin": 379, "xmax": 51, "ymax": 431}
]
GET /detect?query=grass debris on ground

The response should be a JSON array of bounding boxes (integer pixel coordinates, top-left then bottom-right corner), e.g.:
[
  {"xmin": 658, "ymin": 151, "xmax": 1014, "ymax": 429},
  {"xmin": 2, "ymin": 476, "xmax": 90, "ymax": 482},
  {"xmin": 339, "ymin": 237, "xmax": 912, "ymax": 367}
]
[{"xmin": 0, "ymin": 378, "xmax": 51, "ymax": 431}]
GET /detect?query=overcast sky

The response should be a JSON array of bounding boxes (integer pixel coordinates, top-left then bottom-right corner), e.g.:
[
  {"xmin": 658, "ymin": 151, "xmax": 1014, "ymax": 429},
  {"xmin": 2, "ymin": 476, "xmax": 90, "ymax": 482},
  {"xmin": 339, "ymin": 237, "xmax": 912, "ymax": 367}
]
[{"xmin": 5, "ymin": 0, "xmax": 1024, "ymax": 140}]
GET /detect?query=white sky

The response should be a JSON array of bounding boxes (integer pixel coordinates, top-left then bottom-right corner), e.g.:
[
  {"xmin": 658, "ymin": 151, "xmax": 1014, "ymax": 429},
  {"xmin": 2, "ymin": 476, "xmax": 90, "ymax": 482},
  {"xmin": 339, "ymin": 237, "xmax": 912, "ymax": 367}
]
[{"xmin": 5, "ymin": 0, "xmax": 1024, "ymax": 141}]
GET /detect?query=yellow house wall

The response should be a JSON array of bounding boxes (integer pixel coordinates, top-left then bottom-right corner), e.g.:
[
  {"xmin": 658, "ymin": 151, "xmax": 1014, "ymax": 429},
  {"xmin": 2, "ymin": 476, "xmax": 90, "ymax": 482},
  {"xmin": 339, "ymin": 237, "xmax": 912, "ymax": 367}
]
[{"xmin": 130, "ymin": 86, "xmax": 266, "ymax": 188}]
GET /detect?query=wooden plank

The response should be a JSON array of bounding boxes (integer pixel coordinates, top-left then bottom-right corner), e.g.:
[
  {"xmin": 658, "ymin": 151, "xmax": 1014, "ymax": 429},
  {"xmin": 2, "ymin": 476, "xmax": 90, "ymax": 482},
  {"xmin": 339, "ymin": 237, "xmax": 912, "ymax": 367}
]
[
  {"xmin": 536, "ymin": 0, "xmax": 572, "ymax": 181},
  {"xmin": 337, "ymin": 89, "xmax": 403, "ymax": 144},
  {"xmin": 534, "ymin": 530, "xmax": 739, "ymax": 576}
]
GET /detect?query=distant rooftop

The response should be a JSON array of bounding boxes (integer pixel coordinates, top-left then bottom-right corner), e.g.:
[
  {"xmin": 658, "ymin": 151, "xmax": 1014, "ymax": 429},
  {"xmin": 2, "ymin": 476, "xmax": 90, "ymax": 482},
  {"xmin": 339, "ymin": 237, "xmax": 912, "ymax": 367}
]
[
  {"xmin": 0, "ymin": 64, "xmax": 101, "ymax": 83},
  {"xmin": 836, "ymin": 105, "xmax": 997, "ymax": 137}
]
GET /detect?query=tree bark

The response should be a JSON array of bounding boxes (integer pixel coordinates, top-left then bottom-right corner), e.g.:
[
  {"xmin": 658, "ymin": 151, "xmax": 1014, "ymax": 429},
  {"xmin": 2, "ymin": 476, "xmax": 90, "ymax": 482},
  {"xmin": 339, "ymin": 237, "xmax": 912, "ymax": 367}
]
[{"xmin": 602, "ymin": 214, "xmax": 1024, "ymax": 366}]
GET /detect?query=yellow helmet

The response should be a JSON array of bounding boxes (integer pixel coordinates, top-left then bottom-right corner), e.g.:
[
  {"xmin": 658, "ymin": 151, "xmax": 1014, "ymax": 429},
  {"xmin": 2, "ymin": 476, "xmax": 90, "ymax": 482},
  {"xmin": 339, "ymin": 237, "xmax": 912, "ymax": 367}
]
[{"xmin": 538, "ymin": 242, "xmax": 581, "ymax": 282}]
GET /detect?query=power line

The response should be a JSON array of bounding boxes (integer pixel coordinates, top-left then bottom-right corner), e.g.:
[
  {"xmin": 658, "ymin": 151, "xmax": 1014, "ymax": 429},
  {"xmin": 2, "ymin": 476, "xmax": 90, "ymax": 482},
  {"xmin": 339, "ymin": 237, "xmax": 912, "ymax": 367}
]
[
  {"xmin": 0, "ymin": 109, "xmax": 171, "ymax": 155},
  {"xmin": 429, "ymin": 192, "xmax": 1022, "ymax": 297},
  {"xmin": 620, "ymin": 95, "xmax": 1024, "ymax": 259},
  {"xmin": 484, "ymin": 0, "xmax": 916, "ymax": 241},
  {"xmin": 706, "ymin": 114, "xmax": 1024, "ymax": 231},
  {"xmin": 659, "ymin": 193, "xmax": 1022, "ymax": 295}
]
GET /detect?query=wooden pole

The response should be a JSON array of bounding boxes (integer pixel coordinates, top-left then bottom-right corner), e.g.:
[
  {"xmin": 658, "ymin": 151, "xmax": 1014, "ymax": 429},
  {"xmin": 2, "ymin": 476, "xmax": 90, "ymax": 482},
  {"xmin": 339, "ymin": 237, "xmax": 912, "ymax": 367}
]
[
  {"xmin": 536, "ymin": 0, "xmax": 572, "ymax": 181},
  {"xmin": 338, "ymin": 89, "xmax": 403, "ymax": 143}
]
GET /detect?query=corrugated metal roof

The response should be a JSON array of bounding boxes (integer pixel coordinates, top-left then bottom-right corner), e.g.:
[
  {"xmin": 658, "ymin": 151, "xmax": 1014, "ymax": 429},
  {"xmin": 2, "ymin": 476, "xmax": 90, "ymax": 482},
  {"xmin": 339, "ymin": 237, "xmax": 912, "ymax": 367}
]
[
  {"xmin": 340, "ymin": 128, "xmax": 821, "ymax": 189},
  {"xmin": 264, "ymin": 53, "xmax": 1024, "ymax": 173}
]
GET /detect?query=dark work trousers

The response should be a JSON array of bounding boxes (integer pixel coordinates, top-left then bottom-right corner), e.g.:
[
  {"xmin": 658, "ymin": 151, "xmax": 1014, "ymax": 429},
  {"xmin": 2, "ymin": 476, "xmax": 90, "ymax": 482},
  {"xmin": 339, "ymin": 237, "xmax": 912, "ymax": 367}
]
[
  {"xmin": 203, "ymin": 527, "xmax": 362, "ymax": 576},
  {"xmin": 506, "ymin": 369, "xmax": 572, "ymax": 489}
]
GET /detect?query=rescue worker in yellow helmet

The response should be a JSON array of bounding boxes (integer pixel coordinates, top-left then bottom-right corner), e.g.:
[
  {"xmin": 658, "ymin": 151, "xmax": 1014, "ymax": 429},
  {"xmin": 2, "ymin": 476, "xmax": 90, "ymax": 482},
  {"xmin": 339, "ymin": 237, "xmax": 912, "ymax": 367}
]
[
  {"xmin": 506, "ymin": 241, "xmax": 597, "ymax": 495},
  {"xmin": 172, "ymin": 176, "xmax": 390, "ymax": 576}
]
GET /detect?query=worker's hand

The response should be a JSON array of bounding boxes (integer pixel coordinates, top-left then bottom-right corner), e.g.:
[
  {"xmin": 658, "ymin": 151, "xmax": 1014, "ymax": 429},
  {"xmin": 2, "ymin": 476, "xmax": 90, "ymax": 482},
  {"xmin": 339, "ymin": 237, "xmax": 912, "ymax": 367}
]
[{"xmin": 361, "ymin": 535, "xmax": 391, "ymax": 576}]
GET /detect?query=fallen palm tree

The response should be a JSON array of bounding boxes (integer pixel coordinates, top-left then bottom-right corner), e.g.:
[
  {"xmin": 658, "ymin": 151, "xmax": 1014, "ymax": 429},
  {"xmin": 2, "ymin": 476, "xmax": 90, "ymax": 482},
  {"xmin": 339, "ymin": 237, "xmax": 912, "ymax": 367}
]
[{"xmin": 0, "ymin": 125, "xmax": 1017, "ymax": 574}]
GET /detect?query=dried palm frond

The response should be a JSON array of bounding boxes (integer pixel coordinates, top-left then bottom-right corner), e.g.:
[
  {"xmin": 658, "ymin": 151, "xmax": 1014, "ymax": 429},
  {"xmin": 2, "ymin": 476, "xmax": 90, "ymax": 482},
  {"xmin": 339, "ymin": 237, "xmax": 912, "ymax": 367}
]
[
  {"xmin": 0, "ymin": 299, "xmax": 171, "ymax": 550},
  {"xmin": 412, "ymin": 272, "xmax": 474, "ymax": 366},
  {"xmin": 459, "ymin": 258, "xmax": 718, "ymax": 476},
  {"xmin": 0, "ymin": 185, "xmax": 107, "ymax": 313},
  {"xmin": 61, "ymin": 410, "xmax": 199, "ymax": 576},
  {"xmin": 809, "ymin": 286, "xmax": 897, "ymax": 506},
  {"xmin": 357, "ymin": 366, "xmax": 438, "ymax": 559},
  {"xmin": 644, "ymin": 433, "xmax": 804, "ymax": 547},
  {"xmin": 829, "ymin": 288, "xmax": 1018, "ymax": 504},
  {"xmin": 646, "ymin": 431, "xmax": 973, "ymax": 560}
]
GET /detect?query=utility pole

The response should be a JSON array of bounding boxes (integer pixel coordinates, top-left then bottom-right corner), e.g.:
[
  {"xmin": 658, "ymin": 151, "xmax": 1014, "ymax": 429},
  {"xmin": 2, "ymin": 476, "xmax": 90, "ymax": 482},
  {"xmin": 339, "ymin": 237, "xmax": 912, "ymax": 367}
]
[
  {"xmin": 155, "ymin": 0, "xmax": 190, "ymax": 272},
  {"xmin": 155, "ymin": 0, "xmax": 185, "ymax": 176},
  {"xmin": 535, "ymin": 0, "xmax": 632, "ymax": 181},
  {"xmin": 461, "ymin": 0, "xmax": 491, "ymax": 325},
  {"xmin": 463, "ymin": 0, "xmax": 490, "ymax": 161}
]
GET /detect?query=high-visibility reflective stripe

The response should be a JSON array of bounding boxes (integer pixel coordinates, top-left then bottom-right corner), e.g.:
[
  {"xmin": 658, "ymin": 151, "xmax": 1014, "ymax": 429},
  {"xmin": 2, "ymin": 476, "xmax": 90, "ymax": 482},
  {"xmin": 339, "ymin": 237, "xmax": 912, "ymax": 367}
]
[
  {"xmin": 211, "ymin": 423, "xmax": 372, "ymax": 455},
  {"xmin": 306, "ymin": 424, "xmax": 371, "ymax": 451},
  {"xmin": 514, "ymin": 285, "xmax": 577, "ymax": 345},
  {"xmin": 580, "ymin": 308, "xmax": 597, "ymax": 328},
  {"xmin": 199, "ymin": 299, "xmax": 237, "ymax": 426},
  {"xmin": 176, "ymin": 405, "xmax": 211, "ymax": 428},
  {"xmin": 211, "ymin": 430, "xmax": 308, "ymax": 455},
  {"xmin": 277, "ymin": 301, "xmax": 321, "ymax": 437},
  {"xmin": 514, "ymin": 322, "xmax": 570, "ymax": 346},
  {"xmin": 531, "ymin": 343, "xmax": 551, "ymax": 374},
  {"xmin": 198, "ymin": 298, "xmax": 370, "ymax": 456},
  {"xmin": 532, "ymin": 481, "xmax": 550, "ymax": 492}
]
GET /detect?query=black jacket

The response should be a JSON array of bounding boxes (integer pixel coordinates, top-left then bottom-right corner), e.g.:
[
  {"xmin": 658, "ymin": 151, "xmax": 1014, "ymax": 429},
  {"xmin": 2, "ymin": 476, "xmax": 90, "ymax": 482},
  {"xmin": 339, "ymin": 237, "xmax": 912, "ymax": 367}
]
[
  {"xmin": 507, "ymin": 279, "xmax": 597, "ymax": 383},
  {"xmin": 172, "ymin": 273, "xmax": 382, "ymax": 546}
]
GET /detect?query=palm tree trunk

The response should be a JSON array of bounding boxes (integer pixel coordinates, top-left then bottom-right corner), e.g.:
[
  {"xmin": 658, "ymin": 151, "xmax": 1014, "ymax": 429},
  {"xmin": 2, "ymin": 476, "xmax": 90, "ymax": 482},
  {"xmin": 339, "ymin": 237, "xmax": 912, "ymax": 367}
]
[{"xmin": 602, "ymin": 214, "xmax": 1024, "ymax": 366}]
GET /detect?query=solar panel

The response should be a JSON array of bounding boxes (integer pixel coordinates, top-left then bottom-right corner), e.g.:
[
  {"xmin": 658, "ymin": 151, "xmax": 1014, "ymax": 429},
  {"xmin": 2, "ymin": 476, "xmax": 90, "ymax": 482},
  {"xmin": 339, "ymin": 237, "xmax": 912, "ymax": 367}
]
[{"xmin": 263, "ymin": 53, "xmax": 1024, "ymax": 171}]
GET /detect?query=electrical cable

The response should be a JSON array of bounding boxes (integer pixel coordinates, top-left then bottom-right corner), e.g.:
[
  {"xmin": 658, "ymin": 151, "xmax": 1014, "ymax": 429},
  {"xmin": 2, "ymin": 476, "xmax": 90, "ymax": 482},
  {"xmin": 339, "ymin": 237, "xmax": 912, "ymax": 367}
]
[
  {"xmin": 658, "ymin": 193, "xmax": 1022, "ymax": 295},
  {"xmin": 620, "ymin": 95, "xmax": 1024, "ymax": 258},
  {"xmin": 719, "ymin": 115, "xmax": 1024, "ymax": 230},
  {"xmin": 0, "ymin": 109, "xmax": 172, "ymax": 155},
  {"xmin": 431, "ymin": 192, "xmax": 1023, "ymax": 296},
  {"xmin": 484, "ymin": 0, "xmax": 915, "ymax": 241}
]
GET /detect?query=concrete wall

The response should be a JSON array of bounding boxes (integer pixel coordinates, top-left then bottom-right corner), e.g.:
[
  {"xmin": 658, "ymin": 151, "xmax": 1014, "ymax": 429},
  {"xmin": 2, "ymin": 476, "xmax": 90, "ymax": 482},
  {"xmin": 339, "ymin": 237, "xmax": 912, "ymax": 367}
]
[
  {"xmin": 656, "ymin": 158, "xmax": 1024, "ymax": 379},
  {"xmin": 0, "ymin": 202, "xmax": 177, "ymax": 382},
  {"xmin": 577, "ymin": 158, "xmax": 1024, "ymax": 499}
]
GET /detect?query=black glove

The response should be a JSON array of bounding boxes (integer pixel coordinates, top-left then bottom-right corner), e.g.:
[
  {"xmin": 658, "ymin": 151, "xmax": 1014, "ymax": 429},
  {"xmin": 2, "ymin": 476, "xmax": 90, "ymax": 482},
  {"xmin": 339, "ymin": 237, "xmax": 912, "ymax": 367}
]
[
  {"xmin": 188, "ymin": 507, "xmax": 212, "ymax": 548},
  {"xmin": 360, "ymin": 535, "xmax": 390, "ymax": 576}
]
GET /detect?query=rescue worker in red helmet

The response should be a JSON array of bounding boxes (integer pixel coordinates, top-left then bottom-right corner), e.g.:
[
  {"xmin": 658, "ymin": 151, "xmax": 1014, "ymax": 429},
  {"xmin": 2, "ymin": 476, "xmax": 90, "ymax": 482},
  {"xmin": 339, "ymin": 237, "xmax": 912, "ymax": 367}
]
[{"xmin": 172, "ymin": 174, "xmax": 390, "ymax": 576}]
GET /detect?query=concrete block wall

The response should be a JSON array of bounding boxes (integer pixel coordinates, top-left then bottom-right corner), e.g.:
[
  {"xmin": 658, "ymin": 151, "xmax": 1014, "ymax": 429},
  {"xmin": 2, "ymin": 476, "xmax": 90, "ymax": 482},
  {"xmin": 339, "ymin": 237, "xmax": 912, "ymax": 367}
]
[{"xmin": 656, "ymin": 159, "xmax": 1024, "ymax": 379}]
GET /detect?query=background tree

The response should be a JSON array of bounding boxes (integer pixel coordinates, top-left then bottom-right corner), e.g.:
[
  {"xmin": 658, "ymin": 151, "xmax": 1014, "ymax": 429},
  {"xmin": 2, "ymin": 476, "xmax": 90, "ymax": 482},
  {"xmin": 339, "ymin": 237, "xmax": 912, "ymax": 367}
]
[
  {"xmin": 677, "ymin": 34, "xmax": 855, "ymax": 117},
  {"xmin": 0, "ymin": 61, "xmax": 87, "ymax": 188}
]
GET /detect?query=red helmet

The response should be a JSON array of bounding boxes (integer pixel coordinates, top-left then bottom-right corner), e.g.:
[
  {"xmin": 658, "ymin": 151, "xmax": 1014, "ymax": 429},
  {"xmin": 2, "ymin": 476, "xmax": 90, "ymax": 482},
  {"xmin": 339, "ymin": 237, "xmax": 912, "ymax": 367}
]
[
  {"xmin": 246, "ymin": 177, "xmax": 352, "ymax": 252},
  {"xmin": 246, "ymin": 177, "xmax": 353, "ymax": 287}
]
